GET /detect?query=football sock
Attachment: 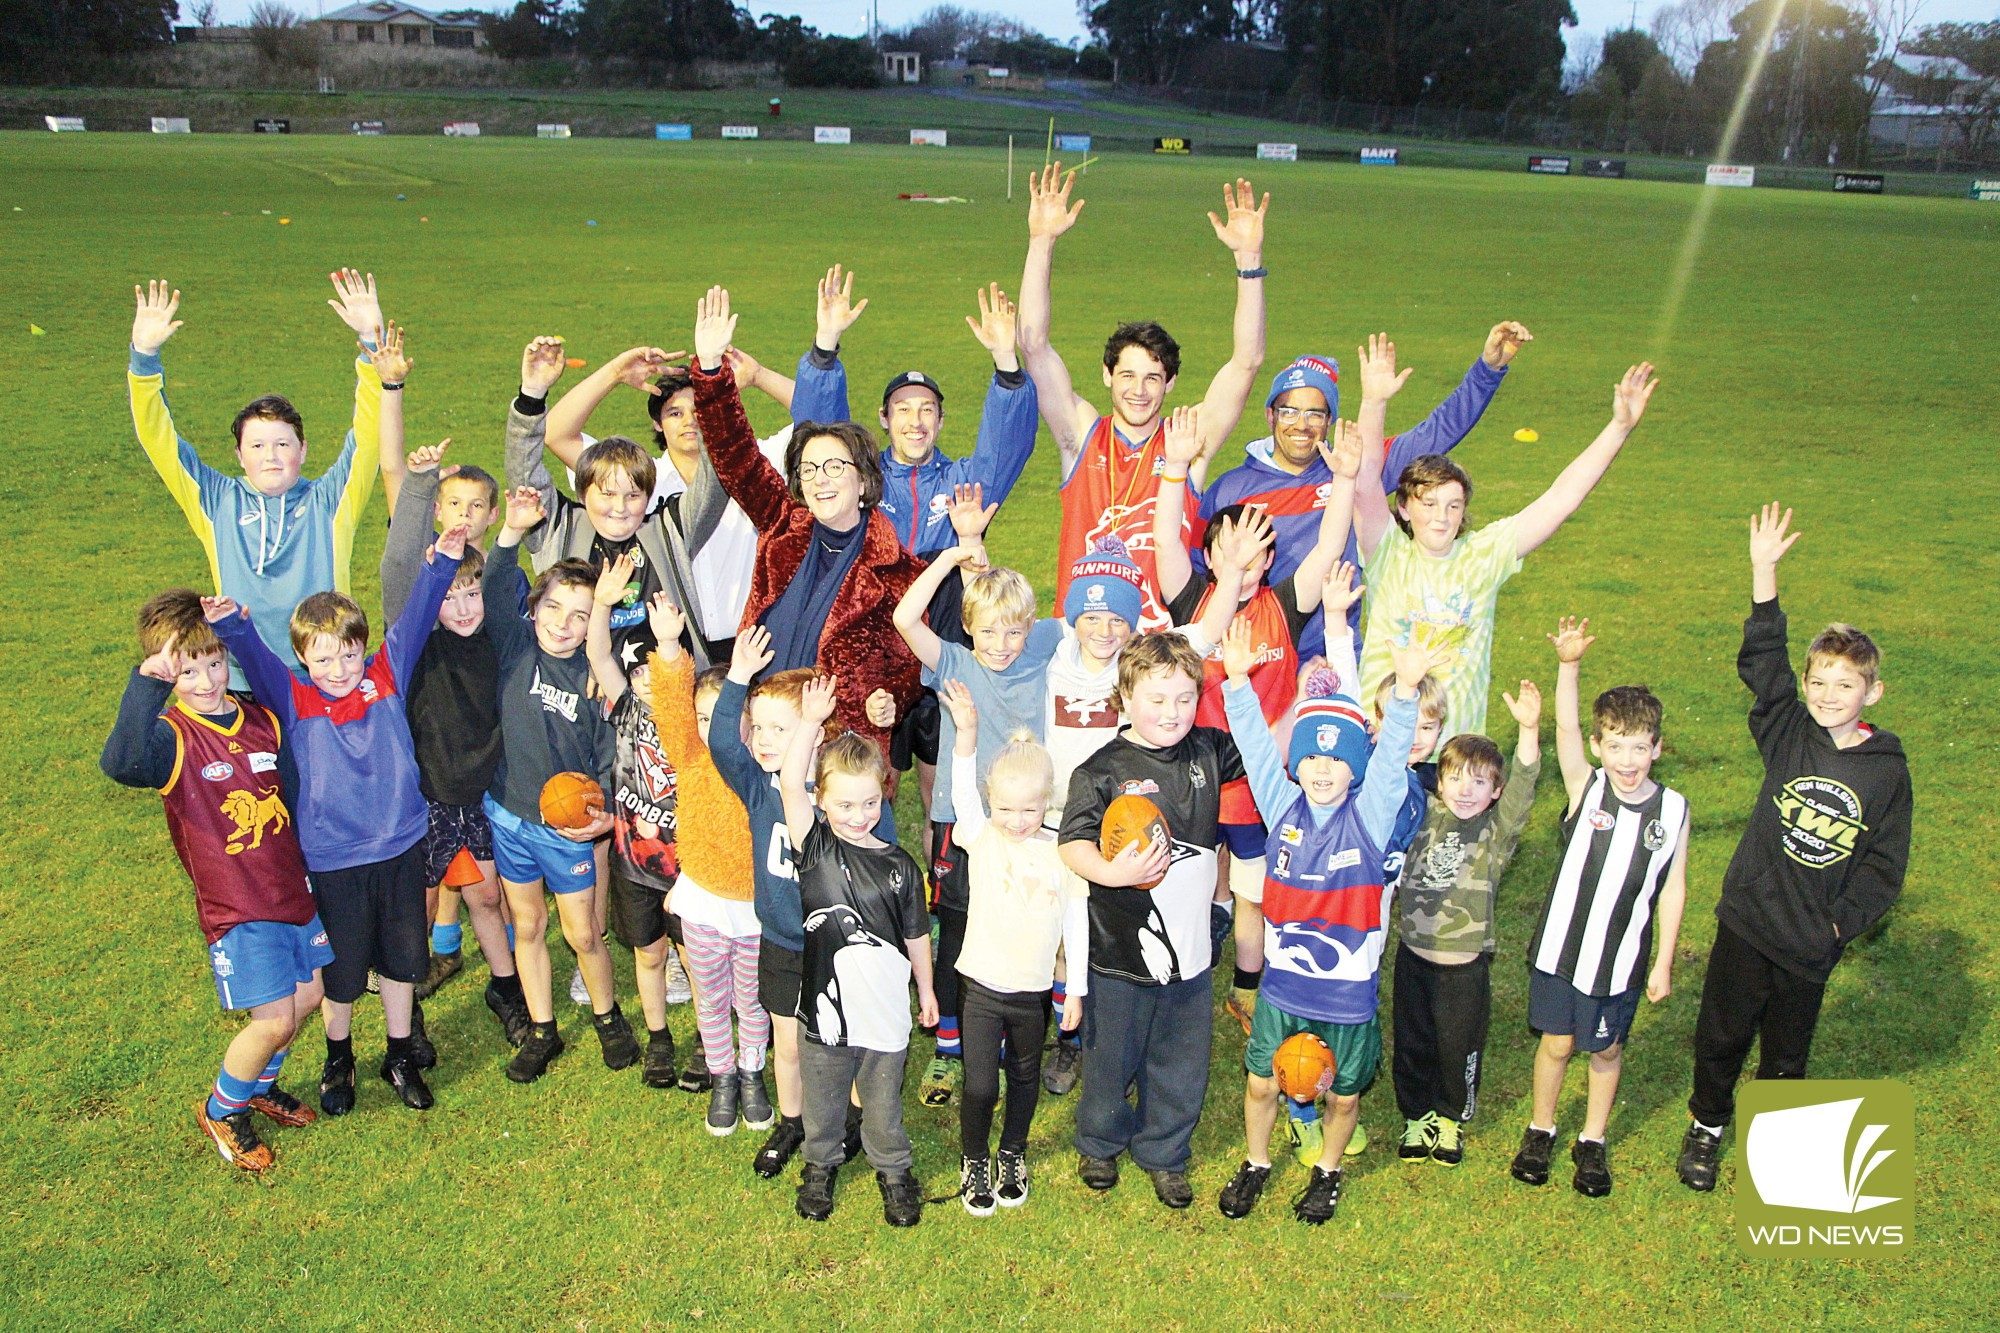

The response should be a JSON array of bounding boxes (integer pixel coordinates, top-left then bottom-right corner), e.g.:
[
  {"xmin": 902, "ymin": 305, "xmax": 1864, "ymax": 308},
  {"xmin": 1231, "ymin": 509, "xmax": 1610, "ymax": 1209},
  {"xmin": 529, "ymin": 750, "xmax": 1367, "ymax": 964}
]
[
  {"xmin": 505, "ymin": 924, "xmax": 516, "ymax": 951},
  {"xmin": 1693, "ymin": 1120, "xmax": 1724, "ymax": 1138},
  {"xmin": 385, "ymin": 1034, "xmax": 414, "ymax": 1060},
  {"xmin": 1529, "ymin": 1122, "xmax": 1556, "ymax": 1135},
  {"xmin": 252, "ymin": 1048, "xmax": 289, "ymax": 1097},
  {"xmin": 1287, "ymin": 1096, "xmax": 1321, "ymax": 1126},
  {"xmin": 845, "ymin": 1102, "xmax": 864, "ymax": 1134},
  {"xmin": 782, "ymin": 1113, "xmax": 803, "ymax": 1130},
  {"xmin": 206, "ymin": 1064, "xmax": 259, "ymax": 1121},
  {"xmin": 1233, "ymin": 966, "xmax": 1261, "ymax": 991},
  {"xmin": 492, "ymin": 972, "xmax": 524, "ymax": 1003},
  {"xmin": 935, "ymin": 1018, "xmax": 961, "ymax": 1059},
  {"xmin": 1577, "ymin": 1134, "xmax": 1604, "ymax": 1145},
  {"xmin": 1209, "ymin": 902, "xmax": 1232, "ymax": 957},
  {"xmin": 326, "ymin": 1034, "xmax": 354, "ymax": 1061},
  {"xmin": 431, "ymin": 922, "xmax": 463, "ymax": 954}
]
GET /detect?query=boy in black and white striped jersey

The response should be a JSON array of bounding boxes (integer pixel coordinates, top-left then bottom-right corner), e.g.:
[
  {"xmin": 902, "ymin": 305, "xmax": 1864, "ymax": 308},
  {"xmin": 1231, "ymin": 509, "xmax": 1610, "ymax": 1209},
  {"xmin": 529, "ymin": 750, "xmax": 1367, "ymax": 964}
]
[{"xmin": 1509, "ymin": 617, "xmax": 1690, "ymax": 1199}]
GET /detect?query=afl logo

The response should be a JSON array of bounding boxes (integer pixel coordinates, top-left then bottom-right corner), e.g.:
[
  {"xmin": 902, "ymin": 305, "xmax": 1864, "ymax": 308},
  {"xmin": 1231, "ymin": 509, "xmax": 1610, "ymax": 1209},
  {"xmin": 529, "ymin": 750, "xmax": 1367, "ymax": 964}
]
[{"xmin": 201, "ymin": 761, "xmax": 235, "ymax": 781}]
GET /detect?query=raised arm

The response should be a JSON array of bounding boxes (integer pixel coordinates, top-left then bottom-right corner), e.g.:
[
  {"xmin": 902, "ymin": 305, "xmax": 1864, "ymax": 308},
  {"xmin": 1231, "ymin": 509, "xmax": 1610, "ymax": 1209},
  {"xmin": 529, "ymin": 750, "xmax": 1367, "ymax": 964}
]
[
  {"xmin": 1741, "ymin": 503, "xmax": 1807, "ymax": 753},
  {"xmin": 1017, "ymin": 163, "xmax": 1095, "ymax": 475},
  {"xmin": 691, "ymin": 287, "xmax": 794, "ymax": 533},
  {"xmin": 325, "ymin": 268, "xmax": 386, "ymax": 537},
  {"xmin": 1379, "ymin": 322, "xmax": 1528, "ymax": 486},
  {"xmin": 1150, "ymin": 406, "xmax": 1204, "ymax": 603},
  {"xmin": 585, "ymin": 555, "xmax": 638, "ymax": 706},
  {"xmin": 206, "ymin": 598, "xmax": 295, "ymax": 718},
  {"xmin": 1354, "ymin": 333, "xmax": 1412, "ymax": 562},
  {"xmin": 1192, "ymin": 178, "xmax": 1270, "ymax": 476},
  {"xmin": 368, "ymin": 322, "xmax": 412, "ymax": 510},
  {"xmin": 1291, "ymin": 419, "xmax": 1362, "ymax": 612},
  {"xmin": 505, "ymin": 337, "xmax": 570, "ymax": 556},
  {"xmin": 545, "ymin": 346, "xmax": 681, "ymax": 470},
  {"xmin": 1548, "ymin": 615, "xmax": 1597, "ymax": 812},
  {"xmin": 483, "ymin": 489, "xmax": 540, "ymax": 664},
  {"xmin": 1357, "ymin": 639, "xmax": 1446, "ymax": 847},
  {"xmin": 1221, "ymin": 670, "xmax": 1301, "ymax": 824},
  {"xmin": 128, "ymin": 281, "xmax": 232, "ymax": 557},
  {"xmin": 101, "ymin": 666, "xmax": 180, "ymax": 790},
  {"xmin": 940, "ymin": 681, "xmax": 988, "ymax": 846},
  {"xmin": 725, "ymin": 346, "xmax": 801, "ymax": 417},
  {"xmin": 1512, "ymin": 363, "xmax": 1657, "ymax": 559},
  {"xmin": 386, "ymin": 524, "xmax": 464, "ymax": 688},
  {"xmin": 381, "ymin": 442, "xmax": 445, "ymax": 623},
  {"xmin": 1187, "ymin": 513, "xmax": 1254, "ymax": 649},
  {"xmin": 643, "ymin": 643, "xmax": 698, "ymax": 770},
  {"xmin": 709, "ymin": 626, "xmax": 775, "ymax": 798},
  {"xmin": 779, "ymin": 674, "xmax": 838, "ymax": 849},
  {"xmin": 893, "ymin": 545, "xmax": 977, "ymax": 672}
]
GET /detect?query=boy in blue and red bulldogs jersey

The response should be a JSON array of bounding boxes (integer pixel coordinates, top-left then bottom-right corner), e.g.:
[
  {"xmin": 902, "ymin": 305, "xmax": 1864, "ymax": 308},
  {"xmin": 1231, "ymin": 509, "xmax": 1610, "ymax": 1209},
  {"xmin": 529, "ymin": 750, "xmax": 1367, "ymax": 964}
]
[{"xmin": 1212, "ymin": 618, "xmax": 1437, "ymax": 1225}]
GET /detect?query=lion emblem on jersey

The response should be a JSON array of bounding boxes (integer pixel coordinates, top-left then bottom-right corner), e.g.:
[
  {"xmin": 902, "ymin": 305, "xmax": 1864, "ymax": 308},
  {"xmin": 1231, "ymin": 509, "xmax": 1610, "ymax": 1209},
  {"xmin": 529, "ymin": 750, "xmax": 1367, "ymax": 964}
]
[{"xmin": 222, "ymin": 786, "xmax": 290, "ymax": 855}]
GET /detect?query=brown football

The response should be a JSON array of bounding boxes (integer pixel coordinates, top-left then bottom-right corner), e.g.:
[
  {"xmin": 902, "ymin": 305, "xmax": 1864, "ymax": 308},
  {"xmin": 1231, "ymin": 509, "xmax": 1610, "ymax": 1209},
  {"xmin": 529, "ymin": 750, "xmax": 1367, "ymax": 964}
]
[{"xmin": 1099, "ymin": 792, "xmax": 1171, "ymax": 890}]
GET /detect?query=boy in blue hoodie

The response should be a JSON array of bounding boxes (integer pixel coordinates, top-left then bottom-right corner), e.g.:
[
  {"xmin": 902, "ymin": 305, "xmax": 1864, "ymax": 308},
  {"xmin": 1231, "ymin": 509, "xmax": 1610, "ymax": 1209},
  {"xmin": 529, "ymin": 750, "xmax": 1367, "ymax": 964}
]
[
  {"xmin": 208, "ymin": 522, "xmax": 469, "ymax": 1117},
  {"xmin": 1213, "ymin": 620, "xmax": 1446, "ymax": 1225},
  {"xmin": 129, "ymin": 271, "xmax": 394, "ymax": 672}
]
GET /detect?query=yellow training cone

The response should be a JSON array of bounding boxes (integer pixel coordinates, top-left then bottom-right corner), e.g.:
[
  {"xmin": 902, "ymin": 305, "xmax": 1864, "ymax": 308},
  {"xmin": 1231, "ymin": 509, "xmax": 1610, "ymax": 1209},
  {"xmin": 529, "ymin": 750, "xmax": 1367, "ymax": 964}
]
[{"xmin": 1512, "ymin": 427, "xmax": 1539, "ymax": 442}]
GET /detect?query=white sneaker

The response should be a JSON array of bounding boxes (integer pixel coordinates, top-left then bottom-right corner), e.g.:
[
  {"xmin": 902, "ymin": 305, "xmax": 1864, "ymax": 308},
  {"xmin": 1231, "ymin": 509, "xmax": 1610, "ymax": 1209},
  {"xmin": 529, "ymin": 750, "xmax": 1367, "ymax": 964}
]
[
  {"xmin": 569, "ymin": 967, "xmax": 590, "ymax": 1005},
  {"xmin": 664, "ymin": 951, "xmax": 693, "ymax": 1005}
]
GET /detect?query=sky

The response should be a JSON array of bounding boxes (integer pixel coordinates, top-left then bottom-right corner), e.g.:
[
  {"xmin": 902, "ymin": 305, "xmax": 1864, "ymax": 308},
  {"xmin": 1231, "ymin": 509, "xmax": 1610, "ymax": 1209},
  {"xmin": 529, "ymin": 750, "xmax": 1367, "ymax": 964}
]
[{"xmin": 200, "ymin": 0, "xmax": 1997, "ymax": 58}]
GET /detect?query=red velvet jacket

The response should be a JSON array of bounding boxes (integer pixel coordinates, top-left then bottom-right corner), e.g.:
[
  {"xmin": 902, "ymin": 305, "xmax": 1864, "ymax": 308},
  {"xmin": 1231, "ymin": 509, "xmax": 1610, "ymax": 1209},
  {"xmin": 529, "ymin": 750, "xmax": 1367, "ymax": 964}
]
[{"xmin": 693, "ymin": 363, "xmax": 927, "ymax": 759}]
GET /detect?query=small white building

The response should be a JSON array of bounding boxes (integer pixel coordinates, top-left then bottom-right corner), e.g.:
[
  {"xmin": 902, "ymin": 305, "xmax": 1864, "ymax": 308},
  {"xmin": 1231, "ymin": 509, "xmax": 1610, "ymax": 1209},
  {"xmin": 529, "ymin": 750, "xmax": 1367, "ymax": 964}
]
[
  {"xmin": 316, "ymin": 2, "xmax": 486, "ymax": 49},
  {"xmin": 1868, "ymin": 52, "xmax": 1984, "ymax": 148},
  {"xmin": 882, "ymin": 51, "xmax": 921, "ymax": 83}
]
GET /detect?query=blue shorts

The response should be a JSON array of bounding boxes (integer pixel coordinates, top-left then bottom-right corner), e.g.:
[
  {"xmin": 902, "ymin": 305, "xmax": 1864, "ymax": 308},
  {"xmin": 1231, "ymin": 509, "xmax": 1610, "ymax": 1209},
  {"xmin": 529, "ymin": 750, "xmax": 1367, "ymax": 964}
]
[
  {"xmin": 209, "ymin": 917, "xmax": 335, "ymax": 1012},
  {"xmin": 484, "ymin": 794, "xmax": 598, "ymax": 895},
  {"xmin": 1221, "ymin": 819, "xmax": 1268, "ymax": 859},
  {"xmin": 1527, "ymin": 968, "xmax": 1641, "ymax": 1053}
]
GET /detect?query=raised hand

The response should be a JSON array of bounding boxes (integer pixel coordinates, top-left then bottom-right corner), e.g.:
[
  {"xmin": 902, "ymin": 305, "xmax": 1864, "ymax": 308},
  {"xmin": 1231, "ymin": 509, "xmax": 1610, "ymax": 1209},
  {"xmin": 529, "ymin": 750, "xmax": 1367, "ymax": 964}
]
[
  {"xmin": 1234, "ymin": 507, "xmax": 1276, "ymax": 573},
  {"xmin": 326, "ymin": 268, "xmax": 383, "ymax": 342},
  {"xmin": 503, "ymin": 485, "xmax": 546, "ymax": 536},
  {"xmin": 406, "ymin": 438, "xmax": 450, "ymax": 474},
  {"xmin": 801, "ymin": 673, "xmax": 840, "ymax": 727},
  {"xmin": 435, "ymin": 521, "xmax": 470, "ymax": 561},
  {"xmin": 729, "ymin": 623, "xmax": 774, "ymax": 684},
  {"xmin": 369, "ymin": 320, "xmax": 411, "ymax": 384},
  {"xmin": 1207, "ymin": 177, "xmax": 1269, "ymax": 258},
  {"xmin": 200, "ymin": 595, "xmax": 242, "ymax": 624},
  {"xmin": 611, "ymin": 346, "xmax": 682, "ymax": 394},
  {"xmin": 645, "ymin": 592, "xmax": 687, "ymax": 649},
  {"xmin": 131, "ymin": 280, "xmax": 184, "ymax": 355},
  {"xmin": 938, "ymin": 678, "xmax": 978, "ymax": 738},
  {"xmin": 139, "ymin": 637, "xmax": 186, "ymax": 684},
  {"xmin": 1161, "ymin": 404, "xmax": 1202, "ymax": 469},
  {"xmin": 1027, "ymin": 162, "xmax": 1085, "ymax": 239},
  {"xmin": 1221, "ymin": 617, "xmax": 1257, "ymax": 682},
  {"xmin": 520, "ymin": 335, "xmax": 566, "ymax": 398},
  {"xmin": 1482, "ymin": 320, "xmax": 1534, "ymax": 370},
  {"xmin": 864, "ymin": 687, "xmax": 897, "ymax": 729},
  {"xmin": 1321, "ymin": 561, "xmax": 1365, "ymax": 617},
  {"xmin": 1317, "ymin": 417, "xmax": 1364, "ymax": 480},
  {"xmin": 694, "ymin": 286, "xmax": 737, "ymax": 372},
  {"xmin": 947, "ymin": 482, "xmax": 997, "ymax": 540},
  {"xmin": 1391, "ymin": 634, "xmax": 1454, "ymax": 690},
  {"xmin": 1612, "ymin": 362, "xmax": 1658, "ymax": 430},
  {"xmin": 1358, "ymin": 333, "xmax": 1412, "ymax": 402},
  {"xmin": 724, "ymin": 345, "xmax": 762, "ymax": 390},
  {"xmin": 1547, "ymin": 615, "xmax": 1595, "ymax": 664},
  {"xmin": 964, "ymin": 282, "xmax": 1019, "ymax": 366},
  {"xmin": 1749, "ymin": 502, "xmax": 1800, "ymax": 569},
  {"xmin": 1503, "ymin": 678, "xmax": 1543, "ymax": 729},
  {"xmin": 593, "ymin": 553, "xmax": 636, "ymax": 607},
  {"xmin": 814, "ymin": 264, "xmax": 868, "ymax": 351}
]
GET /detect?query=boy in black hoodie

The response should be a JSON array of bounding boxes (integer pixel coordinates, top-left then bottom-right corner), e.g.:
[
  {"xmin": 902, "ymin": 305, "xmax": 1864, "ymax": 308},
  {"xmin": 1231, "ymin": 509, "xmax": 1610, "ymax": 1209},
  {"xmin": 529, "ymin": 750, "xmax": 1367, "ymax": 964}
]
[{"xmin": 1677, "ymin": 503, "xmax": 1913, "ymax": 1192}]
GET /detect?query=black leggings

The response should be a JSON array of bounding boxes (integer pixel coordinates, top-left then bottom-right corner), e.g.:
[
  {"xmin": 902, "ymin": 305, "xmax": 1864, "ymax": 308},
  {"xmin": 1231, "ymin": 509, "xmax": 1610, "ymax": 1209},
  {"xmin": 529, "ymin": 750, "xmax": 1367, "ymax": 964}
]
[
  {"xmin": 959, "ymin": 976, "xmax": 1050, "ymax": 1157},
  {"xmin": 1390, "ymin": 944, "xmax": 1492, "ymax": 1124}
]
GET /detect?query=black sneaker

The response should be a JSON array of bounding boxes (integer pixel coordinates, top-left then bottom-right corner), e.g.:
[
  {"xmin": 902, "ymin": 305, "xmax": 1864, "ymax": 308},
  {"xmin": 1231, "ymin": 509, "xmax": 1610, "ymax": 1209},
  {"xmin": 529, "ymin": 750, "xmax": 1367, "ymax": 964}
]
[
  {"xmin": 1292, "ymin": 1165, "xmax": 1343, "ymax": 1225},
  {"xmin": 738, "ymin": 1068, "xmax": 776, "ymax": 1131},
  {"xmin": 879, "ymin": 1171, "xmax": 924, "ymax": 1227},
  {"xmin": 1571, "ymin": 1138, "xmax": 1612, "ymax": 1198},
  {"xmin": 380, "ymin": 1051, "xmax": 435, "ymax": 1110},
  {"xmin": 838, "ymin": 1117, "xmax": 864, "ymax": 1166},
  {"xmin": 754, "ymin": 1119, "xmax": 806, "ymax": 1179},
  {"xmin": 1678, "ymin": 1122, "xmax": 1723, "ymax": 1193},
  {"xmin": 319, "ymin": 1049, "xmax": 356, "ymax": 1117},
  {"xmin": 506, "ymin": 1021, "xmax": 565, "ymax": 1083},
  {"xmin": 484, "ymin": 979, "xmax": 531, "ymax": 1048},
  {"xmin": 1146, "ymin": 1167, "xmax": 1194, "ymax": 1210},
  {"xmin": 641, "ymin": 1029, "xmax": 678, "ymax": 1089},
  {"xmin": 414, "ymin": 949, "xmax": 463, "ymax": 1001},
  {"xmin": 1217, "ymin": 1161, "xmax": 1272, "ymax": 1219},
  {"xmin": 594, "ymin": 1005, "xmax": 640, "ymax": 1071},
  {"xmin": 1078, "ymin": 1154, "xmax": 1120, "ymax": 1191},
  {"xmin": 677, "ymin": 1062, "xmax": 713, "ymax": 1095},
  {"xmin": 960, "ymin": 1154, "xmax": 997, "ymax": 1217},
  {"xmin": 1510, "ymin": 1126, "xmax": 1556, "ymax": 1186},
  {"xmin": 706, "ymin": 1074, "xmax": 740, "ymax": 1136},
  {"xmin": 1043, "ymin": 1040, "xmax": 1082, "ymax": 1096},
  {"xmin": 995, "ymin": 1149, "xmax": 1029, "ymax": 1207},
  {"xmin": 407, "ymin": 1002, "xmax": 438, "ymax": 1071},
  {"xmin": 796, "ymin": 1162, "xmax": 837, "ymax": 1221}
]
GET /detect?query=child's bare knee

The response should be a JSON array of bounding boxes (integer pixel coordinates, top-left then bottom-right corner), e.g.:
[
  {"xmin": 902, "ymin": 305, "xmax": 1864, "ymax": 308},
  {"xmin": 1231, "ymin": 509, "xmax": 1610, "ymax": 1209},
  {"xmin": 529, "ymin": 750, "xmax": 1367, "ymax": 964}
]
[
  {"xmin": 1541, "ymin": 1033, "xmax": 1575, "ymax": 1060},
  {"xmin": 1246, "ymin": 1072, "xmax": 1280, "ymax": 1105},
  {"xmin": 1331, "ymin": 1093, "xmax": 1361, "ymax": 1116},
  {"xmin": 1589, "ymin": 1044, "xmax": 1623, "ymax": 1072}
]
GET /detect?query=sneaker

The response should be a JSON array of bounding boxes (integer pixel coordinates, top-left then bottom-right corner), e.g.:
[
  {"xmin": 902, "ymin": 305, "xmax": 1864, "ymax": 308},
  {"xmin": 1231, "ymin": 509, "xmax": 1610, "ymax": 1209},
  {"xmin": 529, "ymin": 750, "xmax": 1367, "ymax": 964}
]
[
  {"xmin": 380, "ymin": 1051, "xmax": 435, "ymax": 1110},
  {"xmin": 754, "ymin": 1119, "xmax": 806, "ymax": 1179},
  {"xmin": 1146, "ymin": 1167, "xmax": 1194, "ymax": 1210},
  {"xmin": 641, "ymin": 1029, "xmax": 677, "ymax": 1089},
  {"xmin": 505, "ymin": 1021, "xmax": 565, "ymax": 1084},
  {"xmin": 678, "ymin": 1063, "xmax": 713, "ymax": 1095},
  {"xmin": 878, "ymin": 1171, "xmax": 924, "ymax": 1227},
  {"xmin": 196, "ymin": 1100, "xmax": 274, "ymax": 1172},
  {"xmin": 1077, "ymin": 1154, "xmax": 1120, "ymax": 1191},
  {"xmin": 795, "ymin": 1162, "xmax": 837, "ymax": 1221},
  {"xmin": 1510, "ymin": 1126, "xmax": 1556, "ymax": 1186},
  {"xmin": 414, "ymin": 949, "xmax": 463, "ymax": 1001},
  {"xmin": 248, "ymin": 1086, "xmax": 317, "ymax": 1128},
  {"xmin": 1345, "ymin": 1122, "xmax": 1369, "ymax": 1157},
  {"xmin": 996, "ymin": 1149, "xmax": 1029, "ymax": 1207},
  {"xmin": 1291, "ymin": 1165, "xmax": 1343, "ymax": 1225},
  {"xmin": 1287, "ymin": 1109, "xmax": 1324, "ymax": 1167},
  {"xmin": 1571, "ymin": 1138, "xmax": 1613, "ymax": 1198},
  {"xmin": 1224, "ymin": 988, "xmax": 1256, "ymax": 1035},
  {"xmin": 1677, "ymin": 1122, "xmax": 1723, "ymax": 1193},
  {"xmin": 705, "ymin": 1074, "xmax": 741, "ymax": 1136},
  {"xmin": 484, "ymin": 979, "xmax": 531, "ymax": 1047},
  {"xmin": 319, "ymin": 1049, "xmax": 356, "ymax": 1117},
  {"xmin": 663, "ymin": 951, "xmax": 693, "ymax": 1005},
  {"xmin": 1400, "ymin": 1113, "xmax": 1438, "ymax": 1162},
  {"xmin": 960, "ymin": 1154, "xmax": 997, "ymax": 1217},
  {"xmin": 738, "ymin": 1067, "xmax": 776, "ymax": 1130},
  {"xmin": 838, "ymin": 1118, "xmax": 864, "ymax": 1166},
  {"xmin": 1432, "ymin": 1116, "xmax": 1464, "ymax": 1167},
  {"xmin": 568, "ymin": 967, "xmax": 589, "ymax": 1006},
  {"xmin": 1217, "ymin": 1160, "xmax": 1272, "ymax": 1219},
  {"xmin": 407, "ymin": 1002, "xmax": 438, "ymax": 1071},
  {"xmin": 1042, "ymin": 1040, "xmax": 1081, "ymax": 1097},
  {"xmin": 593, "ymin": 1005, "xmax": 640, "ymax": 1070},
  {"xmin": 919, "ymin": 1055, "xmax": 957, "ymax": 1107}
]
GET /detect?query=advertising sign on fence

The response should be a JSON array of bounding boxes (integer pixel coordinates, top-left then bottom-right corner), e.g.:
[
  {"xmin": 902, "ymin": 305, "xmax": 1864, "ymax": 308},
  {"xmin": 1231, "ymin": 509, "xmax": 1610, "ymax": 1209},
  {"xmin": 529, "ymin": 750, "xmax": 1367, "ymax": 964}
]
[
  {"xmin": 1360, "ymin": 146, "xmax": 1398, "ymax": 165},
  {"xmin": 1832, "ymin": 172, "xmax": 1884, "ymax": 194},
  {"xmin": 1154, "ymin": 137, "xmax": 1192, "ymax": 154},
  {"xmin": 536, "ymin": 124, "xmax": 571, "ymax": 139},
  {"xmin": 151, "ymin": 117, "xmax": 191, "ymax": 134},
  {"xmin": 814, "ymin": 126, "xmax": 852, "ymax": 144},
  {"xmin": 1528, "ymin": 154, "xmax": 1570, "ymax": 175},
  {"xmin": 1706, "ymin": 163, "xmax": 1755, "ymax": 187},
  {"xmin": 1582, "ymin": 158, "xmax": 1627, "ymax": 178},
  {"xmin": 1974, "ymin": 179, "xmax": 2000, "ymax": 201},
  {"xmin": 655, "ymin": 123, "xmax": 692, "ymax": 140},
  {"xmin": 1055, "ymin": 133, "xmax": 1091, "ymax": 154},
  {"xmin": 353, "ymin": 120, "xmax": 386, "ymax": 136},
  {"xmin": 910, "ymin": 129, "xmax": 947, "ymax": 146},
  {"xmin": 44, "ymin": 116, "xmax": 85, "ymax": 132},
  {"xmin": 1256, "ymin": 142, "xmax": 1299, "ymax": 161},
  {"xmin": 721, "ymin": 125, "xmax": 759, "ymax": 139},
  {"xmin": 255, "ymin": 118, "xmax": 290, "ymax": 134},
  {"xmin": 443, "ymin": 121, "xmax": 480, "ymax": 136}
]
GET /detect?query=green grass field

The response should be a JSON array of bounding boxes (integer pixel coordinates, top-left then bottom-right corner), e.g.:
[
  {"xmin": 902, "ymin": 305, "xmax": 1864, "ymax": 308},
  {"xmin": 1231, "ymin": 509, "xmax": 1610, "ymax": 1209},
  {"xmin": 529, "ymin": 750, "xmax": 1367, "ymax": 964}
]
[{"xmin": 4, "ymin": 131, "xmax": 1997, "ymax": 1329}]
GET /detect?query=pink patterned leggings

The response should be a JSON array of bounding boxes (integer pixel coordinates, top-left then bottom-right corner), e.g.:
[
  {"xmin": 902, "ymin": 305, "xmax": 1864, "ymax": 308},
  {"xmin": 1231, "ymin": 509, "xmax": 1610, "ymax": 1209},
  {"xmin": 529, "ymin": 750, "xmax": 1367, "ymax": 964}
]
[{"xmin": 682, "ymin": 921, "xmax": 769, "ymax": 1075}]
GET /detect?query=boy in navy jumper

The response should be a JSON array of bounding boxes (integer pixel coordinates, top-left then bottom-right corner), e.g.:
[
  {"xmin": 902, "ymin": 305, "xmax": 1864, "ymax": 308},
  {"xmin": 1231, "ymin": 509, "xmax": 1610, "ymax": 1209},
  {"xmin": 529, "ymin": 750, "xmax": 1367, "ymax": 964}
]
[{"xmin": 208, "ymin": 522, "xmax": 469, "ymax": 1116}]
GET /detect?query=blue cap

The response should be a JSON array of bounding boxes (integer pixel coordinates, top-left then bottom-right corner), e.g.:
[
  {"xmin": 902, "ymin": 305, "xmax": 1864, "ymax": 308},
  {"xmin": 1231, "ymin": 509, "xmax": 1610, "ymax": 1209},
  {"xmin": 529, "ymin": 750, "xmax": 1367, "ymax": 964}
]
[{"xmin": 1265, "ymin": 355, "xmax": 1340, "ymax": 416}]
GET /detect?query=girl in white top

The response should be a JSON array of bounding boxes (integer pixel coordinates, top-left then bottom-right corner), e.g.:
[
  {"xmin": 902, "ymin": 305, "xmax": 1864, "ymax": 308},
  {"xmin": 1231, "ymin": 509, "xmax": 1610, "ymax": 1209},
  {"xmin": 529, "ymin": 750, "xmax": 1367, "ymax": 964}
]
[{"xmin": 940, "ymin": 681, "xmax": 1088, "ymax": 1215}]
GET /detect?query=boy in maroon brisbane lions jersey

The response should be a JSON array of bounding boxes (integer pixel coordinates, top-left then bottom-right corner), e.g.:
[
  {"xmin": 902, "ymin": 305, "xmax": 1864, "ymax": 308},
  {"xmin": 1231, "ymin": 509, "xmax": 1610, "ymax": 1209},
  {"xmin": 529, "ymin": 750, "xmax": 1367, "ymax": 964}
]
[{"xmin": 102, "ymin": 590, "xmax": 334, "ymax": 1174}]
